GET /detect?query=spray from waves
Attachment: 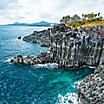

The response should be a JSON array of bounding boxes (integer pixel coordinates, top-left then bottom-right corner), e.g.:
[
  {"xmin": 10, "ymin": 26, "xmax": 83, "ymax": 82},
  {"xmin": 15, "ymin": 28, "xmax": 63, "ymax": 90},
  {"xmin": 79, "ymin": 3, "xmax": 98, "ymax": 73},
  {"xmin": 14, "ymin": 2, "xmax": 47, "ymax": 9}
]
[
  {"xmin": 5, "ymin": 58, "xmax": 59, "ymax": 69},
  {"xmin": 33, "ymin": 63, "xmax": 59, "ymax": 68},
  {"xmin": 56, "ymin": 93, "xmax": 79, "ymax": 104},
  {"xmin": 4, "ymin": 58, "xmax": 13, "ymax": 63},
  {"xmin": 72, "ymin": 80, "xmax": 82, "ymax": 89},
  {"xmin": 56, "ymin": 80, "xmax": 82, "ymax": 104},
  {"xmin": 5, "ymin": 58, "xmax": 12, "ymax": 62}
]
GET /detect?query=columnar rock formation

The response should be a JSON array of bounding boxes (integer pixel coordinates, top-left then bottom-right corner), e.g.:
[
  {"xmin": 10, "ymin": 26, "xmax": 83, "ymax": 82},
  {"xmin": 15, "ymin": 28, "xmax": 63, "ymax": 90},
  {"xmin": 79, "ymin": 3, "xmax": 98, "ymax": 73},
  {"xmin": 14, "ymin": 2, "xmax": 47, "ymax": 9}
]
[
  {"xmin": 11, "ymin": 24, "xmax": 104, "ymax": 104},
  {"xmin": 12, "ymin": 24, "xmax": 104, "ymax": 69},
  {"xmin": 78, "ymin": 64, "xmax": 104, "ymax": 104},
  {"xmin": 49, "ymin": 25, "xmax": 104, "ymax": 69}
]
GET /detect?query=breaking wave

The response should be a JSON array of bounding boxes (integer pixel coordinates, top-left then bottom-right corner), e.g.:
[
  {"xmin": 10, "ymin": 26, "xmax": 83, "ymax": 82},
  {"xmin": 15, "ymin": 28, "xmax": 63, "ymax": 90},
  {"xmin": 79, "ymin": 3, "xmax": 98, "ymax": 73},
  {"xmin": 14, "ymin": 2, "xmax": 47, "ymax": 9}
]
[
  {"xmin": 33, "ymin": 63, "xmax": 59, "ymax": 68},
  {"xmin": 56, "ymin": 93, "xmax": 79, "ymax": 104},
  {"xmin": 4, "ymin": 57, "xmax": 13, "ymax": 63}
]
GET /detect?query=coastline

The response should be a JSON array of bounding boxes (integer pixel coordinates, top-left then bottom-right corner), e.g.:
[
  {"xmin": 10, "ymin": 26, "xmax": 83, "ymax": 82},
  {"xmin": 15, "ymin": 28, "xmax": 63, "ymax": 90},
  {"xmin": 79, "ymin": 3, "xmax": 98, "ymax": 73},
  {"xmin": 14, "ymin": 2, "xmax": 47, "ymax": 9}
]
[
  {"xmin": 10, "ymin": 55, "xmax": 96, "ymax": 70},
  {"xmin": 10, "ymin": 23, "xmax": 104, "ymax": 104},
  {"xmin": 78, "ymin": 64, "xmax": 104, "ymax": 104},
  {"xmin": 11, "ymin": 24, "xmax": 104, "ymax": 69}
]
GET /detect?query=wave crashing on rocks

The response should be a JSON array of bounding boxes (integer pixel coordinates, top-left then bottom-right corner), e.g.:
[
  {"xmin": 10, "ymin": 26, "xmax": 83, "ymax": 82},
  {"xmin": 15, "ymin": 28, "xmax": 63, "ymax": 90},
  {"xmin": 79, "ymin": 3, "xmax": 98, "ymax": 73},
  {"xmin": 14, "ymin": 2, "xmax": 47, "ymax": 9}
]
[
  {"xmin": 56, "ymin": 93, "xmax": 79, "ymax": 104},
  {"xmin": 33, "ymin": 63, "xmax": 59, "ymax": 68}
]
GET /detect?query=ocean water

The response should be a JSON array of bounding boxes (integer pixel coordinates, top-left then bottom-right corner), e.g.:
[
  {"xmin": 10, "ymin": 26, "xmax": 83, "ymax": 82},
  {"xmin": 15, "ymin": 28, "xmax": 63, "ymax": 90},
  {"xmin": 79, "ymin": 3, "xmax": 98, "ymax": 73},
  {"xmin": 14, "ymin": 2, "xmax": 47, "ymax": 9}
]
[{"xmin": 0, "ymin": 26, "xmax": 93, "ymax": 104}]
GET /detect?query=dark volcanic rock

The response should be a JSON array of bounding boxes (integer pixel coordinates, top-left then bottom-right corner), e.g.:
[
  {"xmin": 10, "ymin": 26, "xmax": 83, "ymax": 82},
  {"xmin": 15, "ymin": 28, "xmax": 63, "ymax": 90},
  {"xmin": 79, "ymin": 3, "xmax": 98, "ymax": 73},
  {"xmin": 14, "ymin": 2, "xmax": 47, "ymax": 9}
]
[
  {"xmin": 78, "ymin": 64, "xmax": 104, "ymax": 104},
  {"xmin": 11, "ymin": 24, "xmax": 104, "ymax": 104},
  {"xmin": 22, "ymin": 24, "xmax": 69, "ymax": 47},
  {"xmin": 12, "ymin": 24, "xmax": 104, "ymax": 69},
  {"xmin": 18, "ymin": 36, "xmax": 21, "ymax": 39},
  {"xmin": 23, "ymin": 29, "xmax": 51, "ymax": 46},
  {"xmin": 49, "ymin": 25, "xmax": 104, "ymax": 69}
]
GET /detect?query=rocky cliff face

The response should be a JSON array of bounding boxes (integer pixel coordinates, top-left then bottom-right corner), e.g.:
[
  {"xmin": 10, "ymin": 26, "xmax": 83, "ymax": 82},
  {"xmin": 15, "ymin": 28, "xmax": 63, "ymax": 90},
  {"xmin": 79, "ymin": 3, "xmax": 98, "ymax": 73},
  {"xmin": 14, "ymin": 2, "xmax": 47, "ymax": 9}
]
[
  {"xmin": 12, "ymin": 24, "xmax": 104, "ymax": 69},
  {"xmin": 23, "ymin": 24, "xmax": 69, "ymax": 47},
  {"xmin": 11, "ymin": 24, "xmax": 104, "ymax": 104},
  {"xmin": 49, "ymin": 25, "xmax": 104, "ymax": 69},
  {"xmin": 78, "ymin": 64, "xmax": 104, "ymax": 104},
  {"xmin": 23, "ymin": 28, "xmax": 52, "ymax": 47}
]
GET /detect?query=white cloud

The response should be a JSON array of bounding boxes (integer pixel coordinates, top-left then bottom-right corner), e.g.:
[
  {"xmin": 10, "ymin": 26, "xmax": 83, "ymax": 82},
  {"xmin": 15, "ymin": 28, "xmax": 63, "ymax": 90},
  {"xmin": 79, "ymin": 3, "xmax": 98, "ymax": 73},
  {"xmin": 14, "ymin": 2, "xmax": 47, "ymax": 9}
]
[{"xmin": 0, "ymin": 0, "xmax": 104, "ymax": 24}]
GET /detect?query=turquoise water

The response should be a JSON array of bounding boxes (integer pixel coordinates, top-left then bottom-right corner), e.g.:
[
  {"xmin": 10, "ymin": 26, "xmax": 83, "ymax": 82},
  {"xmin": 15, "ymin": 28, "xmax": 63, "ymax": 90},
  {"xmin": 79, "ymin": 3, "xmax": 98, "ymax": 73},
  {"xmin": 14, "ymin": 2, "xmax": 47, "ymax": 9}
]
[{"xmin": 0, "ymin": 26, "xmax": 93, "ymax": 104}]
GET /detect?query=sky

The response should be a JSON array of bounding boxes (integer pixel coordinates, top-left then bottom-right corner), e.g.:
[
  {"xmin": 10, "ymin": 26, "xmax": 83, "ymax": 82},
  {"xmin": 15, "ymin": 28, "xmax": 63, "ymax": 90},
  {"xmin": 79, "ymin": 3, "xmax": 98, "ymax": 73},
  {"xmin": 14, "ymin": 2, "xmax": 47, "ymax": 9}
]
[{"xmin": 0, "ymin": 0, "xmax": 104, "ymax": 24}]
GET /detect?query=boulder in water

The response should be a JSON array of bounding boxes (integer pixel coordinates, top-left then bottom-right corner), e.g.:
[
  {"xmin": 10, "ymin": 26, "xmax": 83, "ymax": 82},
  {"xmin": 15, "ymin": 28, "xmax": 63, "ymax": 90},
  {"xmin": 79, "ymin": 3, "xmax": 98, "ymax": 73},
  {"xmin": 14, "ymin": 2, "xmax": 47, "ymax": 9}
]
[{"xmin": 18, "ymin": 36, "xmax": 21, "ymax": 39}]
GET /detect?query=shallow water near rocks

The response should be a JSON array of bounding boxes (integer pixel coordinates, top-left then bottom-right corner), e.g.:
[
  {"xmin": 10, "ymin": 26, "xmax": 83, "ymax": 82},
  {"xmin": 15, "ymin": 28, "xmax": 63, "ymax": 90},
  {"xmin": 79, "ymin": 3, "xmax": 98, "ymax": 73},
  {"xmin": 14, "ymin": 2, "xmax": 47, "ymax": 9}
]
[{"xmin": 0, "ymin": 26, "xmax": 93, "ymax": 104}]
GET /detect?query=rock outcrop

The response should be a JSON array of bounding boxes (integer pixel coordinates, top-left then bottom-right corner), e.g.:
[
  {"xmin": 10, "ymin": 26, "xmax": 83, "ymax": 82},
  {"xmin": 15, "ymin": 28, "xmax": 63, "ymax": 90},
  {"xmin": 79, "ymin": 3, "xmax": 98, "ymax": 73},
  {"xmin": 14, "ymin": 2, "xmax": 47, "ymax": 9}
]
[
  {"xmin": 49, "ymin": 25, "xmax": 104, "ymax": 69},
  {"xmin": 11, "ymin": 52, "xmax": 52, "ymax": 65},
  {"xmin": 12, "ymin": 24, "xmax": 104, "ymax": 69},
  {"xmin": 23, "ymin": 28, "xmax": 52, "ymax": 47},
  {"xmin": 23, "ymin": 24, "xmax": 69, "ymax": 47},
  {"xmin": 78, "ymin": 64, "xmax": 104, "ymax": 104},
  {"xmin": 11, "ymin": 24, "xmax": 104, "ymax": 104}
]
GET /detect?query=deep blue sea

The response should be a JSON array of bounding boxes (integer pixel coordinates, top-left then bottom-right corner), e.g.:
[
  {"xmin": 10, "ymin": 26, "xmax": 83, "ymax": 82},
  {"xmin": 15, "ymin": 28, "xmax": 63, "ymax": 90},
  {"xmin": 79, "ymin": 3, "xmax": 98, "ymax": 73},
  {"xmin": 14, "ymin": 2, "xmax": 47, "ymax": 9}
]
[{"xmin": 0, "ymin": 26, "xmax": 93, "ymax": 104}]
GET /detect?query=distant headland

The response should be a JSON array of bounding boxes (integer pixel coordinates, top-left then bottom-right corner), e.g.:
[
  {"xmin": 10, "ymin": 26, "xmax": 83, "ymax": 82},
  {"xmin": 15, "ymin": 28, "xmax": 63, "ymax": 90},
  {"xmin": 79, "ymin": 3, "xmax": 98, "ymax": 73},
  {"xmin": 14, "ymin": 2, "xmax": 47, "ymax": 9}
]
[{"xmin": 1, "ymin": 21, "xmax": 58, "ymax": 27}]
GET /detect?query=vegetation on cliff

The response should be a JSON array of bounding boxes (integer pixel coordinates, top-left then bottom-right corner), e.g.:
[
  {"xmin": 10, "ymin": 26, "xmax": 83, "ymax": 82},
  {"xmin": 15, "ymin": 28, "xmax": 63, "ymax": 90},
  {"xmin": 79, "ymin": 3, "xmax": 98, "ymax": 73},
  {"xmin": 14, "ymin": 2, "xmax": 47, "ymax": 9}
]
[{"xmin": 60, "ymin": 12, "xmax": 104, "ymax": 28}]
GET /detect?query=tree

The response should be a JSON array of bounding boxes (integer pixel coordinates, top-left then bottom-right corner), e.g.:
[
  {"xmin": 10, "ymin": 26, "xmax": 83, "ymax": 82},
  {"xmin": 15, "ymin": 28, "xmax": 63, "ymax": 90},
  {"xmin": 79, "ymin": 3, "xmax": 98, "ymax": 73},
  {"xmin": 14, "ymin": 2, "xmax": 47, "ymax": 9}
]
[
  {"xmin": 98, "ymin": 12, "xmax": 100, "ymax": 16},
  {"xmin": 94, "ymin": 13, "xmax": 98, "ymax": 18},
  {"xmin": 72, "ymin": 14, "xmax": 81, "ymax": 21},
  {"xmin": 60, "ymin": 15, "xmax": 71, "ymax": 23},
  {"xmin": 82, "ymin": 14, "xmax": 88, "ymax": 20},
  {"xmin": 82, "ymin": 12, "xmax": 98, "ymax": 21}
]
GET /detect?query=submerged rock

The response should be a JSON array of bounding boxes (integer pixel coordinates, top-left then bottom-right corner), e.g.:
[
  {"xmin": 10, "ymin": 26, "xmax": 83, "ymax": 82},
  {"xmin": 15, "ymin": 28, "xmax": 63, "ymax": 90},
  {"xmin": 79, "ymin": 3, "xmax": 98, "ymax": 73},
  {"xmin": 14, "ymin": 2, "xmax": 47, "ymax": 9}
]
[{"xmin": 18, "ymin": 36, "xmax": 21, "ymax": 39}]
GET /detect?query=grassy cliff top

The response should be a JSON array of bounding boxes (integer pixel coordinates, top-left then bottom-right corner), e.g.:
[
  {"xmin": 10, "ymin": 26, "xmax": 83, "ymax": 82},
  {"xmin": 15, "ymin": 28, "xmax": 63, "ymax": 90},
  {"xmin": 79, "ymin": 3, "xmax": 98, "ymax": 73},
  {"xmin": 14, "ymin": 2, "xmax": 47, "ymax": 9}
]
[
  {"xmin": 60, "ymin": 12, "xmax": 104, "ymax": 29},
  {"xmin": 66, "ymin": 20, "xmax": 104, "ymax": 29}
]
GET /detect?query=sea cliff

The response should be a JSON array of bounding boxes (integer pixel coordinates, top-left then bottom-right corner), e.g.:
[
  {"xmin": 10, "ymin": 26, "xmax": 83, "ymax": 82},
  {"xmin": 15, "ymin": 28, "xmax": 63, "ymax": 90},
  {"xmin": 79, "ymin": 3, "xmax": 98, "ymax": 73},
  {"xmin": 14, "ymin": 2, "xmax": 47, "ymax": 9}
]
[
  {"xmin": 78, "ymin": 64, "xmax": 104, "ymax": 104},
  {"xmin": 11, "ymin": 24, "xmax": 104, "ymax": 69},
  {"xmin": 11, "ymin": 24, "xmax": 104, "ymax": 104}
]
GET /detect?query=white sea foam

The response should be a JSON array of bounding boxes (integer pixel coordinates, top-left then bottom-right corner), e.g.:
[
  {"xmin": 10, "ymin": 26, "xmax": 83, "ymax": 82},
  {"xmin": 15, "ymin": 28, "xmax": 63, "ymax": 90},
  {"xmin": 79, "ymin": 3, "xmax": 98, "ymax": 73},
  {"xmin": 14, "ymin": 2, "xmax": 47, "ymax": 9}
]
[
  {"xmin": 56, "ymin": 80, "xmax": 83, "ymax": 104},
  {"xmin": 56, "ymin": 93, "xmax": 79, "ymax": 104},
  {"xmin": 4, "ymin": 57, "xmax": 13, "ymax": 63},
  {"xmin": 33, "ymin": 63, "xmax": 58, "ymax": 68},
  {"xmin": 88, "ymin": 66, "xmax": 96, "ymax": 68},
  {"xmin": 74, "ymin": 80, "xmax": 82, "ymax": 87}
]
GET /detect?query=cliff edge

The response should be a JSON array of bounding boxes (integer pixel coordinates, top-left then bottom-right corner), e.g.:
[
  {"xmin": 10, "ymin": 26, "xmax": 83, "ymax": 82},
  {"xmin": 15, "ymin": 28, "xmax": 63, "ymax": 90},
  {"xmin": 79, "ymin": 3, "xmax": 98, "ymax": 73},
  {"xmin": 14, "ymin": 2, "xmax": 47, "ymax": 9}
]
[
  {"xmin": 11, "ymin": 24, "xmax": 104, "ymax": 69},
  {"xmin": 78, "ymin": 64, "xmax": 104, "ymax": 104}
]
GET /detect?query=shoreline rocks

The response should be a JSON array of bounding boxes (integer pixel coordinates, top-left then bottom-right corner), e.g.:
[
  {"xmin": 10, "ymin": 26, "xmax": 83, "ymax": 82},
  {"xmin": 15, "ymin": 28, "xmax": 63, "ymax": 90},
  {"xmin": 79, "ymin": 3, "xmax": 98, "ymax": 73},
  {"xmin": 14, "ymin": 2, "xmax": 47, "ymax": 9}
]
[
  {"xmin": 23, "ymin": 28, "xmax": 52, "ymax": 47},
  {"xmin": 49, "ymin": 25, "xmax": 104, "ymax": 68},
  {"xmin": 12, "ymin": 24, "xmax": 104, "ymax": 69},
  {"xmin": 78, "ymin": 64, "xmax": 104, "ymax": 104},
  {"xmin": 11, "ymin": 24, "xmax": 104, "ymax": 104},
  {"xmin": 18, "ymin": 36, "xmax": 21, "ymax": 39},
  {"xmin": 11, "ymin": 55, "xmax": 42, "ymax": 65},
  {"xmin": 10, "ymin": 55, "xmax": 96, "ymax": 70}
]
